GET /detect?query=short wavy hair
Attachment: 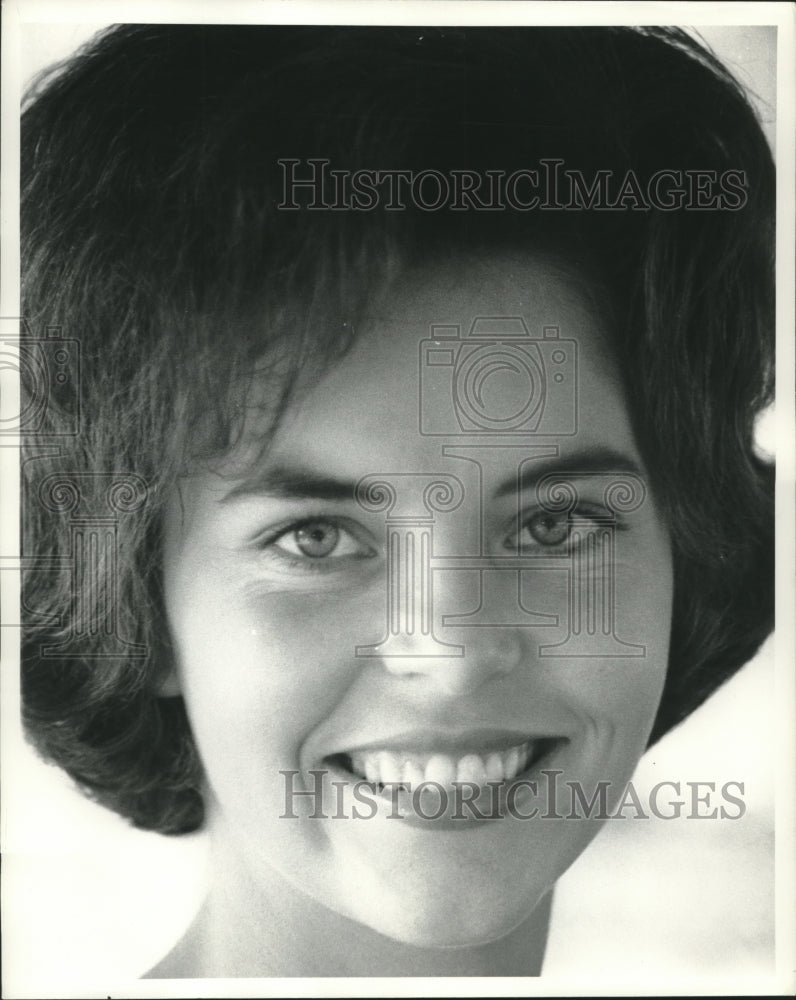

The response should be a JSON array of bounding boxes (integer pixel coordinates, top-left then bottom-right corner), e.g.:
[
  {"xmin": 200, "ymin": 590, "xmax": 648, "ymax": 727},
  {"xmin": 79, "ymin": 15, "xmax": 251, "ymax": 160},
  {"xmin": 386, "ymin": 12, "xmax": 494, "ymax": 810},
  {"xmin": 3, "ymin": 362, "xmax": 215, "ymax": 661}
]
[{"xmin": 20, "ymin": 25, "xmax": 774, "ymax": 834}]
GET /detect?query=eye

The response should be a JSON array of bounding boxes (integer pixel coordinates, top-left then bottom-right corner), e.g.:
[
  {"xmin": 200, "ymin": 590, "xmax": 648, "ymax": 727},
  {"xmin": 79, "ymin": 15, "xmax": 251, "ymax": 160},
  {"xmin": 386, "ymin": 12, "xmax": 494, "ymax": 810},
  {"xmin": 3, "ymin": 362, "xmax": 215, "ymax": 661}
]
[
  {"xmin": 505, "ymin": 506, "xmax": 611, "ymax": 554},
  {"xmin": 270, "ymin": 518, "xmax": 372, "ymax": 562},
  {"xmin": 517, "ymin": 510, "xmax": 571, "ymax": 549}
]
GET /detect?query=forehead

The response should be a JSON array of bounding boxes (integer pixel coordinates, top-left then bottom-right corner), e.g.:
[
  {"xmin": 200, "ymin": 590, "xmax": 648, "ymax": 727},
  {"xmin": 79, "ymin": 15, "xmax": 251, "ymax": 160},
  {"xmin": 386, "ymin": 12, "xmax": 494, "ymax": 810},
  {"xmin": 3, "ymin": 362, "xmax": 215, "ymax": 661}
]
[{"xmin": 263, "ymin": 252, "xmax": 637, "ymax": 478}]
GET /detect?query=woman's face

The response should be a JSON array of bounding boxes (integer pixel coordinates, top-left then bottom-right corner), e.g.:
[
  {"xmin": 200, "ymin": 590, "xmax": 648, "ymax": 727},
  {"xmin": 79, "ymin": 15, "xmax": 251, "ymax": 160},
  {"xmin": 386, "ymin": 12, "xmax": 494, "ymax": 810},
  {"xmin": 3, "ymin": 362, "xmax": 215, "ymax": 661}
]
[{"xmin": 162, "ymin": 253, "xmax": 673, "ymax": 947}]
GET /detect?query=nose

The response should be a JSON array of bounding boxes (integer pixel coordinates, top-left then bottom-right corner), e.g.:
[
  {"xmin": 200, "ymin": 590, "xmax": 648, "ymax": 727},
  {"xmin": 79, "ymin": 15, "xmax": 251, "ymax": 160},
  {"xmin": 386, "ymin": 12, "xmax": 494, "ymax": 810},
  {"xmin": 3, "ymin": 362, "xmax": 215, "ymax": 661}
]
[
  {"xmin": 371, "ymin": 562, "xmax": 526, "ymax": 696},
  {"xmin": 378, "ymin": 622, "xmax": 524, "ymax": 697}
]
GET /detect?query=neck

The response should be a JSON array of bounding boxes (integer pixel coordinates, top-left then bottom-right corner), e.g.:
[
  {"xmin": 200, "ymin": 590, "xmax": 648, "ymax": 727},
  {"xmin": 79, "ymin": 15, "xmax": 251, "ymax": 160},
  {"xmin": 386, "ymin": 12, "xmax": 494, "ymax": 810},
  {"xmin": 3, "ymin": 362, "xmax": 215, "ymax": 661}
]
[{"xmin": 148, "ymin": 840, "xmax": 552, "ymax": 978}]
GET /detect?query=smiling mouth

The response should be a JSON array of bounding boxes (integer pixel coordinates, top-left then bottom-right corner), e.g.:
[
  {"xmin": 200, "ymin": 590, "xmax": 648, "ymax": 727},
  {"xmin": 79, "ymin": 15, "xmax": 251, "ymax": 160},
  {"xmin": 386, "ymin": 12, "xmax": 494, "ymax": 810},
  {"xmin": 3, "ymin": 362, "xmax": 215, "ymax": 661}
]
[{"xmin": 324, "ymin": 737, "xmax": 562, "ymax": 794}]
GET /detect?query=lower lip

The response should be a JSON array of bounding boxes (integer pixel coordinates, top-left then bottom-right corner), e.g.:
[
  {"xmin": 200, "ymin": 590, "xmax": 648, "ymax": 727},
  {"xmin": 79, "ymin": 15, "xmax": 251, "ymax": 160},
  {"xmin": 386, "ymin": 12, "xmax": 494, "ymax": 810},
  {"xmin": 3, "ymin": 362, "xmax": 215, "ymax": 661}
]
[{"xmin": 319, "ymin": 739, "xmax": 566, "ymax": 831}]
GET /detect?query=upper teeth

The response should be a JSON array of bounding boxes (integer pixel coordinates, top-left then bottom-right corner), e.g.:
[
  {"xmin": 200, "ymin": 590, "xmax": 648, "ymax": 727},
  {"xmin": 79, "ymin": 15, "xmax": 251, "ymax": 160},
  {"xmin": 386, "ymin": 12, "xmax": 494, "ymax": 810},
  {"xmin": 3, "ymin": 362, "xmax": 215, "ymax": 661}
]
[{"xmin": 348, "ymin": 740, "xmax": 535, "ymax": 788}]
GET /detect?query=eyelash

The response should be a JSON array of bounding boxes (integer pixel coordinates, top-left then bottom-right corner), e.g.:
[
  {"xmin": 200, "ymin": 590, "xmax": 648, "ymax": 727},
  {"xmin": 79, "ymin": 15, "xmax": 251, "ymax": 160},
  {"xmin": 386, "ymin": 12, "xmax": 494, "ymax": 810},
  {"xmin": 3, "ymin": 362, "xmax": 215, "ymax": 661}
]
[
  {"xmin": 255, "ymin": 503, "xmax": 624, "ymax": 575},
  {"xmin": 504, "ymin": 505, "xmax": 625, "ymax": 554},
  {"xmin": 256, "ymin": 516, "xmax": 377, "ymax": 574}
]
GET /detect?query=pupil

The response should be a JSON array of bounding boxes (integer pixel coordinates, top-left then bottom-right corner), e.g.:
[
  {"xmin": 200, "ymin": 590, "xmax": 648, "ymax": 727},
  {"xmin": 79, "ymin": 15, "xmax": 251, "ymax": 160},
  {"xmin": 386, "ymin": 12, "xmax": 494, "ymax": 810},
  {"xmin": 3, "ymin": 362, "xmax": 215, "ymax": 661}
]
[{"xmin": 295, "ymin": 522, "xmax": 339, "ymax": 558}]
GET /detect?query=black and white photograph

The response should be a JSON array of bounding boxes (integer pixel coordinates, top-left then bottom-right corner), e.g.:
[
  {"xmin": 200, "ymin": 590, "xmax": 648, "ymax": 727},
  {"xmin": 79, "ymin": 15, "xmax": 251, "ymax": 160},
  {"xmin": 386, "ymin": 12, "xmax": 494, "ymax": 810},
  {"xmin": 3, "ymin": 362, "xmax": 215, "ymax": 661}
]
[{"xmin": 2, "ymin": 1, "xmax": 793, "ymax": 996}]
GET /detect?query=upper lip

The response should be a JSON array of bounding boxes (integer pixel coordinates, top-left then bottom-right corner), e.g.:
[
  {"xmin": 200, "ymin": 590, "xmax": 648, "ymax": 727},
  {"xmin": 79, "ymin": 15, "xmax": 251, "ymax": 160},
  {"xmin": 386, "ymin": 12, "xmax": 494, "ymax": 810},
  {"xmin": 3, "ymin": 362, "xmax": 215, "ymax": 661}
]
[{"xmin": 323, "ymin": 727, "xmax": 566, "ymax": 758}]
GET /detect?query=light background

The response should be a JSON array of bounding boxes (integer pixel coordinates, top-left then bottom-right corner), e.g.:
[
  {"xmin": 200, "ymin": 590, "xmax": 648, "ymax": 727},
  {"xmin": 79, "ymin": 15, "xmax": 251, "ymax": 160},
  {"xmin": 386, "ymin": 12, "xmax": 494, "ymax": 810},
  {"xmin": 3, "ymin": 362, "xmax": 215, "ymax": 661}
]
[{"xmin": 2, "ymin": 10, "xmax": 787, "ymax": 998}]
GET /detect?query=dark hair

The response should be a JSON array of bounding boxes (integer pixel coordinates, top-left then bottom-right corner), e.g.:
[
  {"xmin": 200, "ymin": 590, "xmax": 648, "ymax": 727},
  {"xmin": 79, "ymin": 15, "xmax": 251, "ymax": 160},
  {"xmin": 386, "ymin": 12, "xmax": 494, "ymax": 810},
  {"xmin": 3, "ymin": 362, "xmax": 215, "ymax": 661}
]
[{"xmin": 20, "ymin": 25, "xmax": 774, "ymax": 834}]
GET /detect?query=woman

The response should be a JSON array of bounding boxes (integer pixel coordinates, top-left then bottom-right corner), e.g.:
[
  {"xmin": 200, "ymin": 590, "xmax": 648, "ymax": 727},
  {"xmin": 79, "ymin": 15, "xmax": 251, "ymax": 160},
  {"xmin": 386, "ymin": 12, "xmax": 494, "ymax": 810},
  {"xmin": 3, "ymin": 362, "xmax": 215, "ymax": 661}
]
[{"xmin": 18, "ymin": 24, "xmax": 774, "ymax": 979}]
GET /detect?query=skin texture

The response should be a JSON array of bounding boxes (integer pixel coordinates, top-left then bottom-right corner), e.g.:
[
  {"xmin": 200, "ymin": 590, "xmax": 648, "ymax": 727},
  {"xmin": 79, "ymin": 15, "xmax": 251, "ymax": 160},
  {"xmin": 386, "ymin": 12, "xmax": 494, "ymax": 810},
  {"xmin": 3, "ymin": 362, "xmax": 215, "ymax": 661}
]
[{"xmin": 155, "ymin": 253, "xmax": 673, "ymax": 977}]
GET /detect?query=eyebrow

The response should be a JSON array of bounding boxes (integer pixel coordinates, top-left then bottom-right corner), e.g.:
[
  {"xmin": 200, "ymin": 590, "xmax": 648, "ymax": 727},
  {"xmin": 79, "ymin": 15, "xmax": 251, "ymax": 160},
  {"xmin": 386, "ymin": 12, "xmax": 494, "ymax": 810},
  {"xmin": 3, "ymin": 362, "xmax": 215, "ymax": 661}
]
[
  {"xmin": 220, "ymin": 466, "xmax": 359, "ymax": 505},
  {"xmin": 495, "ymin": 447, "xmax": 645, "ymax": 499},
  {"xmin": 220, "ymin": 447, "xmax": 645, "ymax": 506}
]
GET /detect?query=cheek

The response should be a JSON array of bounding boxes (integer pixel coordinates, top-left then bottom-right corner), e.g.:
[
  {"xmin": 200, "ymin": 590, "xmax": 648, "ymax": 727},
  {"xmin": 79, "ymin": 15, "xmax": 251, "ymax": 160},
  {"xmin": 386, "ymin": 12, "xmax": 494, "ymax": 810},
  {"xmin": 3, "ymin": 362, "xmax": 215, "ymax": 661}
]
[
  {"xmin": 166, "ymin": 569, "xmax": 376, "ymax": 764},
  {"xmin": 556, "ymin": 550, "xmax": 673, "ymax": 757},
  {"xmin": 525, "ymin": 521, "xmax": 673, "ymax": 736}
]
